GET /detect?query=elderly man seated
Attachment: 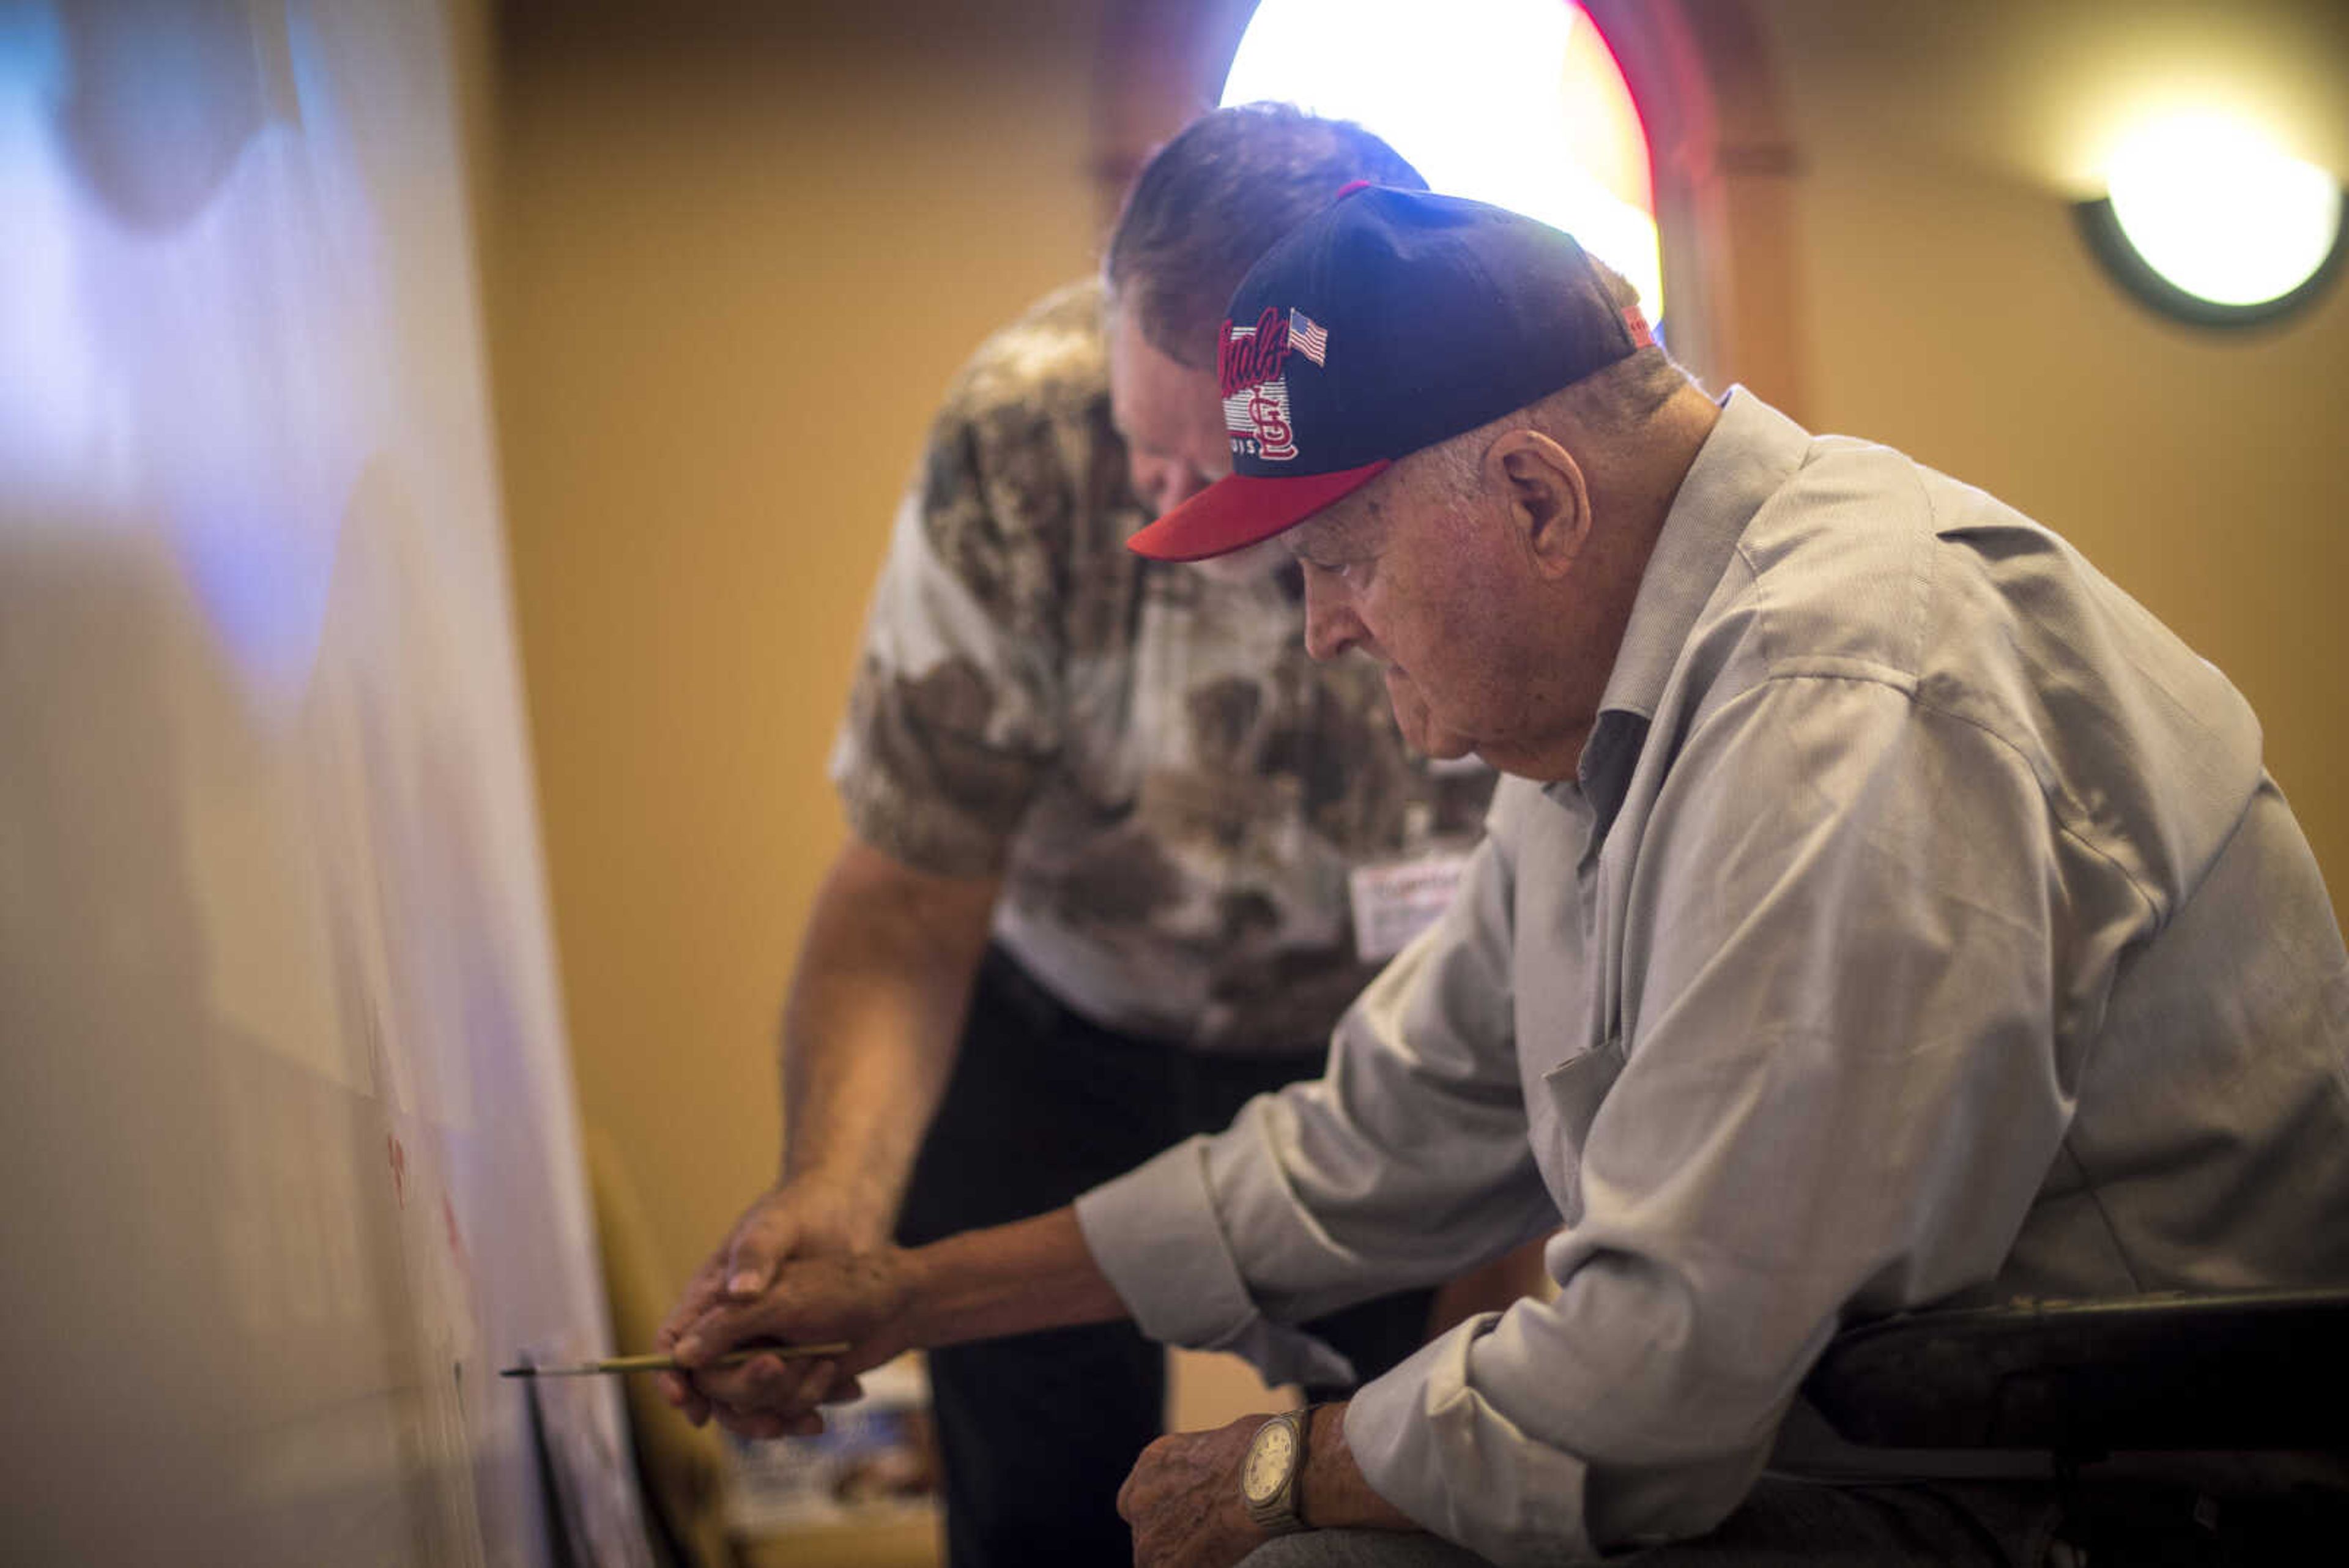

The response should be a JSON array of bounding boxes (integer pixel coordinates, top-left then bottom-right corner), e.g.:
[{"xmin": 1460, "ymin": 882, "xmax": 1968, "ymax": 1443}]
[{"xmin": 667, "ymin": 187, "xmax": 2349, "ymax": 1567}]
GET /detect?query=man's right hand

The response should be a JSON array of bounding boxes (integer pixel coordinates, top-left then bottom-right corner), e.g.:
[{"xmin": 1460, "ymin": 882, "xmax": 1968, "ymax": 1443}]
[
  {"xmin": 653, "ymin": 1177, "xmax": 872, "ymax": 1428},
  {"xmin": 666, "ymin": 1246, "xmax": 920, "ymax": 1439},
  {"xmin": 664, "ymin": 1203, "xmax": 1127, "ymax": 1440}
]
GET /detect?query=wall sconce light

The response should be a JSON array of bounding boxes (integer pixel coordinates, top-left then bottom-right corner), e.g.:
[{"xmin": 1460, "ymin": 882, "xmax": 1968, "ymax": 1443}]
[{"xmin": 2076, "ymin": 115, "xmax": 2345, "ymax": 328}]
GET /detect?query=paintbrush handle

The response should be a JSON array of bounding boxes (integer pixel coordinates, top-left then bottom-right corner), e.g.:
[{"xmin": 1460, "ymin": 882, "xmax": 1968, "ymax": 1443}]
[{"xmin": 501, "ymin": 1342, "xmax": 852, "ymax": 1377}]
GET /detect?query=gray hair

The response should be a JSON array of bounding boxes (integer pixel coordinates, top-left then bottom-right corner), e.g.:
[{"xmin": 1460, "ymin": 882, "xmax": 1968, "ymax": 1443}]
[{"xmin": 1104, "ymin": 103, "xmax": 1427, "ymax": 367}]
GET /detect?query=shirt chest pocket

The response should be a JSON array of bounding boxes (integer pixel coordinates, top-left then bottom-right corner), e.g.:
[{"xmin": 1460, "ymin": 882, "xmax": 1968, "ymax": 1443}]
[{"xmin": 1534, "ymin": 1035, "xmax": 1626, "ymax": 1225}]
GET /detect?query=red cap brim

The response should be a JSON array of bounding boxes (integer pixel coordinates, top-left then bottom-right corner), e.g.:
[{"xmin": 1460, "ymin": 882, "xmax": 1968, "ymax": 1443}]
[{"xmin": 1126, "ymin": 459, "xmax": 1393, "ymax": 562}]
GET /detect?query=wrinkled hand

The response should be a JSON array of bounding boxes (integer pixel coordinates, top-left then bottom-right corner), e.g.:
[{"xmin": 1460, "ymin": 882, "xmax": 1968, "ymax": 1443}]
[
  {"xmin": 653, "ymin": 1178, "xmax": 870, "ymax": 1430},
  {"xmin": 1118, "ymin": 1415, "xmax": 1271, "ymax": 1568},
  {"xmin": 667, "ymin": 1248, "xmax": 918, "ymax": 1440}
]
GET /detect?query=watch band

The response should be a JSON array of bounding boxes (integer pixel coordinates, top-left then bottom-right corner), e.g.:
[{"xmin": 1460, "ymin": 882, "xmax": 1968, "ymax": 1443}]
[{"xmin": 1242, "ymin": 1406, "xmax": 1313, "ymax": 1536}]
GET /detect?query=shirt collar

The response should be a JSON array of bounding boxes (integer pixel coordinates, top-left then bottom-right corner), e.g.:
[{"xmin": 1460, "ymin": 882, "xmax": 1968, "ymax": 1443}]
[
  {"xmin": 1597, "ymin": 387, "xmax": 1812, "ymax": 727},
  {"xmin": 1550, "ymin": 389, "xmax": 1813, "ymax": 831}
]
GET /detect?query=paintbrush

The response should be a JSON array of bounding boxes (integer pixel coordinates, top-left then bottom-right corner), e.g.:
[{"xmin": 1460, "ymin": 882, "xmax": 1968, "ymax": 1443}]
[{"xmin": 500, "ymin": 1342, "xmax": 852, "ymax": 1378}]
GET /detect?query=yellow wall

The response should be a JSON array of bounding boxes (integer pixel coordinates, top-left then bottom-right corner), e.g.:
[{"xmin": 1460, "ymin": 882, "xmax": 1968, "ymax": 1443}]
[
  {"xmin": 1758, "ymin": 0, "xmax": 2349, "ymax": 886},
  {"xmin": 487, "ymin": 1, "xmax": 1107, "ymax": 1274},
  {"xmin": 486, "ymin": 0, "xmax": 2349, "ymax": 1318}
]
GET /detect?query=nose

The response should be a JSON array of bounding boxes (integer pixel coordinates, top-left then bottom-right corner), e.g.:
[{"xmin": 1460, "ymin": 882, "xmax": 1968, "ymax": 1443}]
[
  {"xmin": 1145, "ymin": 461, "xmax": 1209, "ymax": 518},
  {"xmin": 1301, "ymin": 567, "xmax": 1362, "ymax": 662}
]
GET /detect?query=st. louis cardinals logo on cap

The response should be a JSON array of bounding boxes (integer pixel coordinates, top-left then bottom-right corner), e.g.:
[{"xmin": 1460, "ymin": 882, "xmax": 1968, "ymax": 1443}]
[
  {"xmin": 1127, "ymin": 187, "xmax": 1650, "ymax": 563},
  {"xmin": 1219, "ymin": 306, "xmax": 1330, "ymax": 464}
]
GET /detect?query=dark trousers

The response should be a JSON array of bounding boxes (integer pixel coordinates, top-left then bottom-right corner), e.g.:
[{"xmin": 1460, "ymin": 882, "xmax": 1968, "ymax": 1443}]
[
  {"xmin": 1241, "ymin": 1474, "xmax": 2349, "ymax": 1566},
  {"xmin": 894, "ymin": 946, "xmax": 1435, "ymax": 1568}
]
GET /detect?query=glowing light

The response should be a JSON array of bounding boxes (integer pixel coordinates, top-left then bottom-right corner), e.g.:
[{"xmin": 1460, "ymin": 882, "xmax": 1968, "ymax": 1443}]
[
  {"xmin": 2103, "ymin": 115, "xmax": 2343, "ymax": 309},
  {"xmin": 1220, "ymin": 0, "xmax": 1663, "ymax": 322}
]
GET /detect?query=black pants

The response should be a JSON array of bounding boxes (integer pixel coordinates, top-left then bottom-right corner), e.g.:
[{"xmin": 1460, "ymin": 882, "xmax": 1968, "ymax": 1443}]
[{"xmin": 894, "ymin": 946, "xmax": 1436, "ymax": 1568}]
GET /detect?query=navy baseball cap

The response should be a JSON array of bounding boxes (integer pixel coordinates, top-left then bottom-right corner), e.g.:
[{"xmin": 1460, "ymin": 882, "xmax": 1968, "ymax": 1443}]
[{"xmin": 1127, "ymin": 185, "xmax": 1652, "ymax": 562}]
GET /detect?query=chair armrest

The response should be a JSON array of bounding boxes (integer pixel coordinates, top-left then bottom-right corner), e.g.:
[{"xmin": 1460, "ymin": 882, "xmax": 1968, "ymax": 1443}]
[{"xmin": 1803, "ymin": 1287, "xmax": 2349, "ymax": 1452}]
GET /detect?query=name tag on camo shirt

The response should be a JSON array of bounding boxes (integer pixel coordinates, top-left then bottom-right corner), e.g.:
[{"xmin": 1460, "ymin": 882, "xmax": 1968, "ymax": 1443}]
[{"xmin": 1348, "ymin": 850, "xmax": 1472, "ymax": 963}]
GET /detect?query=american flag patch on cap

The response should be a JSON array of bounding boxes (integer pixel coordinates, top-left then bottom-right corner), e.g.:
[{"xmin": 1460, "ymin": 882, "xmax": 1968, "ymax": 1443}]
[{"xmin": 1288, "ymin": 308, "xmax": 1329, "ymax": 366}]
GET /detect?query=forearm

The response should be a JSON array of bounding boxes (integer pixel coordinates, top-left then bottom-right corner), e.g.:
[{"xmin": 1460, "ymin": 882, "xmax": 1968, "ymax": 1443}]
[
  {"xmin": 778, "ymin": 972, "xmax": 959, "ymax": 1235},
  {"xmin": 1299, "ymin": 1403, "xmax": 1419, "ymax": 1534},
  {"xmin": 776, "ymin": 838, "xmax": 1001, "ymax": 1237},
  {"xmin": 900, "ymin": 1207, "xmax": 1132, "ymax": 1348}
]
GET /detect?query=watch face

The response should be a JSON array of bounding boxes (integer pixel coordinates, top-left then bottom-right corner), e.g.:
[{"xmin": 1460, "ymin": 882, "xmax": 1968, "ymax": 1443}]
[{"xmin": 1242, "ymin": 1419, "xmax": 1296, "ymax": 1505}]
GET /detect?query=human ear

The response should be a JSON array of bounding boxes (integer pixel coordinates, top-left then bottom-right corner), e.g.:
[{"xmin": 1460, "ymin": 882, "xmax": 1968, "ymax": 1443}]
[{"xmin": 1488, "ymin": 429, "xmax": 1590, "ymax": 578}]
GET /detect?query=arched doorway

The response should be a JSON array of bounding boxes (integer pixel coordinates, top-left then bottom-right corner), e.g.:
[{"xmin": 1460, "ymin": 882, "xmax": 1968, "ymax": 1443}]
[
  {"xmin": 1093, "ymin": 0, "xmax": 1808, "ymax": 414},
  {"xmin": 1219, "ymin": 1, "xmax": 1664, "ymax": 333}
]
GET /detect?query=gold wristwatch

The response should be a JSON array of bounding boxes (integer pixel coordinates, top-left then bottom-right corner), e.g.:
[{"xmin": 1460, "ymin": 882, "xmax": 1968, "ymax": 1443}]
[{"xmin": 1240, "ymin": 1406, "xmax": 1312, "ymax": 1536}]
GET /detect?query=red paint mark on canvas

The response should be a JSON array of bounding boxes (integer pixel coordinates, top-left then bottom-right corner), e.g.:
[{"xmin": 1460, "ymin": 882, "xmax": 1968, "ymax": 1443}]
[
  {"xmin": 443, "ymin": 1194, "xmax": 473, "ymax": 1287},
  {"xmin": 387, "ymin": 1132, "xmax": 408, "ymax": 1207}
]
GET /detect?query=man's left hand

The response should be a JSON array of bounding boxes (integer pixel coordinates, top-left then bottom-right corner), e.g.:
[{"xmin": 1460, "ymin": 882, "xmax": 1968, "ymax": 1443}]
[{"xmin": 1118, "ymin": 1414, "xmax": 1272, "ymax": 1568}]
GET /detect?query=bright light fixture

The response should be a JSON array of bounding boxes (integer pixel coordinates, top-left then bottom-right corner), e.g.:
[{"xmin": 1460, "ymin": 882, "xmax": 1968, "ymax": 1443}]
[{"xmin": 2081, "ymin": 114, "xmax": 2344, "ymax": 326}]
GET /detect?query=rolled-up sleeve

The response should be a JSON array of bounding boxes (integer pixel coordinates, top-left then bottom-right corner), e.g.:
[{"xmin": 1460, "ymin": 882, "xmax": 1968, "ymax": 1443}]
[
  {"xmin": 1075, "ymin": 1134, "xmax": 1361, "ymax": 1391},
  {"xmin": 1077, "ymin": 811, "xmax": 1559, "ymax": 1388}
]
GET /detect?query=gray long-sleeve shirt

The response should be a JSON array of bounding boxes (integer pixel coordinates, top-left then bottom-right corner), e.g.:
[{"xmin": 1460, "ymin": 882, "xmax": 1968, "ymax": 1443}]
[{"xmin": 1076, "ymin": 390, "xmax": 2349, "ymax": 1563}]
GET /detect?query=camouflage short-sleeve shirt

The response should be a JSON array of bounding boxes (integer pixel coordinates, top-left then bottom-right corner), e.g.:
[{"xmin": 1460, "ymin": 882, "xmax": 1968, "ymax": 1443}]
[{"xmin": 831, "ymin": 281, "xmax": 1493, "ymax": 1052}]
